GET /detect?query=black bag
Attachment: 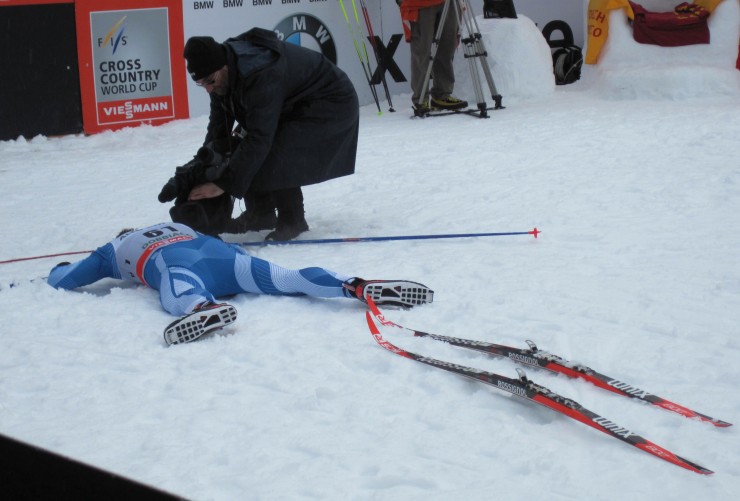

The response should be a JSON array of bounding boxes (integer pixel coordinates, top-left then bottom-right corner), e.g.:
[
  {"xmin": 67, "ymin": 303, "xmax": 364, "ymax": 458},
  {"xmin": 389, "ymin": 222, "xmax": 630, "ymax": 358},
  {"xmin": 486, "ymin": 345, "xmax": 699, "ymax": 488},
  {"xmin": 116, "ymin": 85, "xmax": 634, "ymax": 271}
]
[
  {"xmin": 163, "ymin": 135, "xmax": 241, "ymax": 237},
  {"xmin": 542, "ymin": 21, "xmax": 583, "ymax": 85},
  {"xmin": 483, "ymin": 0, "xmax": 517, "ymax": 19},
  {"xmin": 170, "ymin": 193, "xmax": 233, "ymax": 237}
]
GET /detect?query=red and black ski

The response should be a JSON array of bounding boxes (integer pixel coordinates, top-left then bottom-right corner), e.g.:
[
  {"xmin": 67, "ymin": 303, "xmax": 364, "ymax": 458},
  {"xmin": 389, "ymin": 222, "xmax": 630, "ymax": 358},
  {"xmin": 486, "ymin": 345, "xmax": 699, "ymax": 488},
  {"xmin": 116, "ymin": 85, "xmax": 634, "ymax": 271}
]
[
  {"xmin": 366, "ymin": 299, "xmax": 731, "ymax": 428},
  {"xmin": 365, "ymin": 309, "xmax": 713, "ymax": 475}
]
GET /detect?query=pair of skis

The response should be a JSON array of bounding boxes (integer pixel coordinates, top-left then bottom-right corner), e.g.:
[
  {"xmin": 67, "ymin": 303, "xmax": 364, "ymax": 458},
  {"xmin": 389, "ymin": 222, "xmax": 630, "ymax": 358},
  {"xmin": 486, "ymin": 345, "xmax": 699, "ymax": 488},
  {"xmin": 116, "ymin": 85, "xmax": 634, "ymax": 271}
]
[{"xmin": 364, "ymin": 298, "xmax": 730, "ymax": 475}]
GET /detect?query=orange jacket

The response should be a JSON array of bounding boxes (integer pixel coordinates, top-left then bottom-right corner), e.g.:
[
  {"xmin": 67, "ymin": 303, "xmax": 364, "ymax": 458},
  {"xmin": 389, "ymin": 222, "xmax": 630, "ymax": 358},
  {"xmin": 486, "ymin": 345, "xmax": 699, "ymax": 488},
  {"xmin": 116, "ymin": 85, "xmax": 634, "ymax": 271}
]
[{"xmin": 398, "ymin": 0, "xmax": 446, "ymax": 41}]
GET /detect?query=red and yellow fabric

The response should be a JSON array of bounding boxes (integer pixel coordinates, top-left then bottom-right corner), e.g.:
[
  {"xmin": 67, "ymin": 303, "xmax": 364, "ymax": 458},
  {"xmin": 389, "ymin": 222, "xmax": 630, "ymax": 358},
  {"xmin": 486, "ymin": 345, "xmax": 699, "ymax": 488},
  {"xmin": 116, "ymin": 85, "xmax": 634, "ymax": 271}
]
[
  {"xmin": 398, "ymin": 0, "xmax": 446, "ymax": 42},
  {"xmin": 586, "ymin": 0, "xmax": 724, "ymax": 64}
]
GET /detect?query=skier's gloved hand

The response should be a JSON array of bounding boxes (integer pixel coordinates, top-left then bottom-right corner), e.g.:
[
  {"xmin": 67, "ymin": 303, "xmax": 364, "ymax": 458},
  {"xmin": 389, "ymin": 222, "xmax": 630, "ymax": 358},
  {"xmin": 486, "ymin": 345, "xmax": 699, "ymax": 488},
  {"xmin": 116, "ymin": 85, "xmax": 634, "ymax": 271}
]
[{"xmin": 47, "ymin": 261, "xmax": 72, "ymax": 287}]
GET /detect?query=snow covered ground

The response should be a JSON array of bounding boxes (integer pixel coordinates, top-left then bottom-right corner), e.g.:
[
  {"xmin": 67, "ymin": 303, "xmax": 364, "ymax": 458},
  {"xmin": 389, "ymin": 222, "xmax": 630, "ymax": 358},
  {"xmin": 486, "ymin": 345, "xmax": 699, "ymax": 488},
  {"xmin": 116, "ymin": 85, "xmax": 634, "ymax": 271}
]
[{"xmin": 1, "ymin": 6, "xmax": 739, "ymax": 501}]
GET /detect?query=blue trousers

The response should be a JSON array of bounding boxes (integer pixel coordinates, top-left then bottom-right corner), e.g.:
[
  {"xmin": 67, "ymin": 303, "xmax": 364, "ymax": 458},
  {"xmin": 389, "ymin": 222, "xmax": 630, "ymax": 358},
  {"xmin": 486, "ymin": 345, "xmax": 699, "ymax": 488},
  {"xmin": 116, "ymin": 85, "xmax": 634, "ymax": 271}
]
[{"xmin": 145, "ymin": 238, "xmax": 352, "ymax": 315}]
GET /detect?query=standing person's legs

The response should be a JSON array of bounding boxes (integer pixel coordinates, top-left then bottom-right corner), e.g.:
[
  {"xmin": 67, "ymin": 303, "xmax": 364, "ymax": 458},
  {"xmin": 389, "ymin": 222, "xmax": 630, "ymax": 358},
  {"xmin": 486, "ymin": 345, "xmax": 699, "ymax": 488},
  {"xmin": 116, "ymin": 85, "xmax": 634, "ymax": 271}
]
[
  {"xmin": 409, "ymin": 5, "xmax": 443, "ymax": 106},
  {"xmin": 430, "ymin": 2, "xmax": 459, "ymax": 99}
]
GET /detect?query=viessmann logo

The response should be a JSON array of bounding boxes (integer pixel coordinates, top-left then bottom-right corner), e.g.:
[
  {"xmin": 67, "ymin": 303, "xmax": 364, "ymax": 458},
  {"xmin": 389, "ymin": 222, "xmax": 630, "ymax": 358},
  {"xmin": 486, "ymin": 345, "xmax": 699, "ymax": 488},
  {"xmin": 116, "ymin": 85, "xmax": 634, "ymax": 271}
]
[
  {"xmin": 274, "ymin": 14, "xmax": 337, "ymax": 64},
  {"xmin": 98, "ymin": 16, "xmax": 128, "ymax": 54}
]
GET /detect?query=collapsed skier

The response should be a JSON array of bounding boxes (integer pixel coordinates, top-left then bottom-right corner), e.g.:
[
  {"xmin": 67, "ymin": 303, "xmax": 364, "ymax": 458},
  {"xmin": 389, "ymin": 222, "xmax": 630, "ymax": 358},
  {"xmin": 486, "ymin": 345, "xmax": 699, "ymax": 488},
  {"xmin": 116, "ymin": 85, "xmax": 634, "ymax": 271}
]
[{"xmin": 46, "ymin": 223, "xmax": 433, "ymax": 346}]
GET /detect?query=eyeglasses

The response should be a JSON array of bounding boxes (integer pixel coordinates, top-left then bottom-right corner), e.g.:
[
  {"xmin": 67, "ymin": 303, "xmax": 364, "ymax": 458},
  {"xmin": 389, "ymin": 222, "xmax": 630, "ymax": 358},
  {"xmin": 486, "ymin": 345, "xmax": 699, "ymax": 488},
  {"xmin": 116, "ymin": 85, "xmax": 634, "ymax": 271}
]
[{"xmin": 195, "ymin": 72, "xmax": 218, "ymax": 87}]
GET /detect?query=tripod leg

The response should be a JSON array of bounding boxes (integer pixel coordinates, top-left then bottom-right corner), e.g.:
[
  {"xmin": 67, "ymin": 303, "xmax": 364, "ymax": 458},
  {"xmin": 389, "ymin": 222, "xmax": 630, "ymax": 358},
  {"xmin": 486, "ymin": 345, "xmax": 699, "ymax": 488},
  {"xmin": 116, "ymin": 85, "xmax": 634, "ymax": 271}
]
[
  {"xmin": 453, "ymin": 1, "xmax": 488, "ymax": 116},
  {"xmin": 413, "ymin": 0, "xmax": 504, "ymax": 117},
  {"xmin": 463, "ymin": 1, "xmax": 504, "ymax": 109}
]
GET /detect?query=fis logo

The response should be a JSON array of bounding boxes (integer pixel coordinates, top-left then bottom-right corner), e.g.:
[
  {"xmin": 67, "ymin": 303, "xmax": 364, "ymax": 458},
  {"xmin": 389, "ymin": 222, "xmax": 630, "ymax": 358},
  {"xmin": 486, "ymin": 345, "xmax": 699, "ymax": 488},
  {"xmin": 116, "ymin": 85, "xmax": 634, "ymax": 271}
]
[
  {"xmin": 98, "ymin": 16, "xmax": 128, "ymax": 54},
  {"xmin": 274, "ymin": 15, "xmax": 337, "ymax": 64}
]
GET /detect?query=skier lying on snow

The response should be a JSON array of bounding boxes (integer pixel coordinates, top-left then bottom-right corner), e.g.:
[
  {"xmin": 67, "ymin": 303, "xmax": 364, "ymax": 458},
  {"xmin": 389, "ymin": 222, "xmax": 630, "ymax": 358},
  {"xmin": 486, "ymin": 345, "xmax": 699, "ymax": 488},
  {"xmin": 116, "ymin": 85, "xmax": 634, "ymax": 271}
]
[{"xmin": 47, "ymin": 222, "xmax": 433, "ymax": 346}]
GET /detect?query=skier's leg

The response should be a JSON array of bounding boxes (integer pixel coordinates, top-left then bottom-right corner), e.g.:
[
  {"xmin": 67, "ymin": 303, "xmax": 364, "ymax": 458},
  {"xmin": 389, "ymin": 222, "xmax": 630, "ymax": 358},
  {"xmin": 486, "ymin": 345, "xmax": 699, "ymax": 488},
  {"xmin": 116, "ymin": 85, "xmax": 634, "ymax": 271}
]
[
  {"xmin": 234, "ymin": 251, "xmax": 351, "ymax": 298},
  {"xmin": 155, "ymin": 254, "xmax": 216, "ymax": 316},
  {"xmin": 233, "ymin": 251, "xmax": 433, "ymax": 307}
]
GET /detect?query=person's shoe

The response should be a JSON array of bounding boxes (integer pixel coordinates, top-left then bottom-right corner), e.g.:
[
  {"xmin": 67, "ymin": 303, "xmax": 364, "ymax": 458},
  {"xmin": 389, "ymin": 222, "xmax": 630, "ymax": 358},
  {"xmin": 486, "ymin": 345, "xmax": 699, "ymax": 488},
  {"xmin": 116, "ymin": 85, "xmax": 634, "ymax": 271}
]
[
  {"xmin": 265, "ymin": 218, "xmax": 309, "ymax": 241},
  {"xmin": 431, "ymin": 95, "xmax": 468, "ymax": 111},
  {"xmin": 163, "ymin": 302, "xmax": 237, "ymax": 346},
  {"xmin": 225, "ymin": 210, "xmax": 277, "ymax": 233},
  {"xmin": 343, "ymin": 278, "xmax": 434, "ymax": 308}
]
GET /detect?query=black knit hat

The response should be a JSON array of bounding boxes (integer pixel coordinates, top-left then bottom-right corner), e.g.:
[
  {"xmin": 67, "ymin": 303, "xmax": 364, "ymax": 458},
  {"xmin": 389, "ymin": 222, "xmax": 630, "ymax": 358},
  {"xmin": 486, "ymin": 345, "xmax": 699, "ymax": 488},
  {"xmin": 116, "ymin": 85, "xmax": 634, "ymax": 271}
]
[{"xmin": 183, "ymin": 36, "xmax": 227, "ymax": 81}]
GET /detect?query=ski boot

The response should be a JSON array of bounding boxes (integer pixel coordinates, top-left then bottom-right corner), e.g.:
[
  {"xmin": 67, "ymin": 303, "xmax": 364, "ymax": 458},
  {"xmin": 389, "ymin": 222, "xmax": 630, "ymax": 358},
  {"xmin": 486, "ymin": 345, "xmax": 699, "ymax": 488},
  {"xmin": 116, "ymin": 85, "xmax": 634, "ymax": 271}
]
[
  {"xmin": 344, "ymin": 278, "xmax": 434, "ymax": 308},
  {"xmin": 164, "ymin": 302, "xmax": 237, "ymax": 346}
]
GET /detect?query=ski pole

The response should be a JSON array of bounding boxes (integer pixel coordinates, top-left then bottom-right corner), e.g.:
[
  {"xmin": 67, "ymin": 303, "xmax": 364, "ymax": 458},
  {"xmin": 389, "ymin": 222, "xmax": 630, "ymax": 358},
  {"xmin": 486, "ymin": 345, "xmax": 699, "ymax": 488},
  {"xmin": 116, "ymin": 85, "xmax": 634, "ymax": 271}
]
[
  {"xmin": 240, "ymin": 228, "xmax": 540, "ymax": 247},
  {"xmin": 0, "ymin": 229, "xmax": 539, "ymax": 265},
  {"xmin": 357, "ymin": 0, "xmax": 395, "ymax": 112},
  {"xmin": 0, "ymin": 250, "xmax": 94, "ymax": 265},
  {"xmin": 338, "ymin": 0, "xmax": 382, "ymax": 114}
]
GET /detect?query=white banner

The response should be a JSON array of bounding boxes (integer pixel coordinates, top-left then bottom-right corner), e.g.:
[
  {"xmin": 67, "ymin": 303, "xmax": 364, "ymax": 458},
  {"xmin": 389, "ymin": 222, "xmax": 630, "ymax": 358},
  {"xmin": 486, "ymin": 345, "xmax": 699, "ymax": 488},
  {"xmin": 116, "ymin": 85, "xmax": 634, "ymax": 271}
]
[{"xmin": 182, "ymin": 0, "xmax": 587, "ymax": 115}]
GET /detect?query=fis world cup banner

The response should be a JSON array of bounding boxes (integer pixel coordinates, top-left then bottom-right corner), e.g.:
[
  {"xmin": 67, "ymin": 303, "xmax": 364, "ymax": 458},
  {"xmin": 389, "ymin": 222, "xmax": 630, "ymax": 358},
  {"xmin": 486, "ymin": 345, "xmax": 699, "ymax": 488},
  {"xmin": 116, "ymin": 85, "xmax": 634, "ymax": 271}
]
[{"xmin": 75, "ymin": 0, "xmax": 189, "ymax": 134}]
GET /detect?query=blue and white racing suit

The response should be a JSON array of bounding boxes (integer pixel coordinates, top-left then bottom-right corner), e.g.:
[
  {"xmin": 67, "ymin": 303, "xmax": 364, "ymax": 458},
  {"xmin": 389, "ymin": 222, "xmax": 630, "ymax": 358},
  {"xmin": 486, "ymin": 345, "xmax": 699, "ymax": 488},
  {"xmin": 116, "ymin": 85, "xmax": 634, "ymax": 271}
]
[{"xmin": 48, "ymin": 222, "xmax": 352, "ymax": 316}]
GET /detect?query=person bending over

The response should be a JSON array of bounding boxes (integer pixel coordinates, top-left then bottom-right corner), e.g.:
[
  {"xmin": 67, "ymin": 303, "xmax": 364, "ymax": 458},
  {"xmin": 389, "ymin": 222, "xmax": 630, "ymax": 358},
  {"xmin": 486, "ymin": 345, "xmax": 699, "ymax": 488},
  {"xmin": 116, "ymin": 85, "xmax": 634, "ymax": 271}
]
[{"xmin": 159, "ymin": 28, "xmax": 359, "ymax": 241}]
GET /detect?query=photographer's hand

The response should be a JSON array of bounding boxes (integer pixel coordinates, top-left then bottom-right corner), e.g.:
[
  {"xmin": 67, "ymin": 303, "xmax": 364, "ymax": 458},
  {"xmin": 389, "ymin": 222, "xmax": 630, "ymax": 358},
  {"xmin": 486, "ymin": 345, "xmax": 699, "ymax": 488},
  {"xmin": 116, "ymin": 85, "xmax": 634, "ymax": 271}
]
[{"xmin": 188, "ymin": 182, "xmax": 225, "ymax": 201}]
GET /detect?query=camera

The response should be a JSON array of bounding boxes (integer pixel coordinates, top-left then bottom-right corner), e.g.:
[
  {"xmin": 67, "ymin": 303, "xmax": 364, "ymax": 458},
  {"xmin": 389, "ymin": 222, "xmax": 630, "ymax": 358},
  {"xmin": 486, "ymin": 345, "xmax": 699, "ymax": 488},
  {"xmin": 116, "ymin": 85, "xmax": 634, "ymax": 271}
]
[{"xmin": 158, "ymin": 147, "xmax": 223, "ymax": 203}]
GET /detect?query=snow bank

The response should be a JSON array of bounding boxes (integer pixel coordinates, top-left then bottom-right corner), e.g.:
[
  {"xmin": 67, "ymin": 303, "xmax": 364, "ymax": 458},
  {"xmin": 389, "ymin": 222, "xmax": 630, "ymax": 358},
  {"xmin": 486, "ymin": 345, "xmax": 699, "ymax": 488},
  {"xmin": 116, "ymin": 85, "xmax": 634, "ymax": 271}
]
[{"xmin": 594, "ymin": 0, "xmax": 740, "ymax": 99}]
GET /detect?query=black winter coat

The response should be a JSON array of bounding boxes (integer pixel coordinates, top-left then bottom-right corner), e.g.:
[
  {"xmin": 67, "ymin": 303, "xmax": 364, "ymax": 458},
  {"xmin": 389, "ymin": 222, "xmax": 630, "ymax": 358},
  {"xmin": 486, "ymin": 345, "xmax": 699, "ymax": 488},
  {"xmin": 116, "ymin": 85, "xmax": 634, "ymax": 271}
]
[{"xmin": 206, "ymin": 28, "xmax": 359, "ymax": 197}]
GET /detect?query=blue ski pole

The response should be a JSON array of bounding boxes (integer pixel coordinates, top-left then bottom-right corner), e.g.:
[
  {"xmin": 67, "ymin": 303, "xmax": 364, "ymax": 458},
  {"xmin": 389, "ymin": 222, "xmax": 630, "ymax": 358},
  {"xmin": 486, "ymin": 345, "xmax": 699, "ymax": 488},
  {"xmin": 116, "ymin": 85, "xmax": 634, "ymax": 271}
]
[
  {"xmin": 239, "ymin": 228, "xmax": 539, "ymax": 247},
  {"xmin": 0, "ymin": 229, "xmax": 539, "ymax": 265}
]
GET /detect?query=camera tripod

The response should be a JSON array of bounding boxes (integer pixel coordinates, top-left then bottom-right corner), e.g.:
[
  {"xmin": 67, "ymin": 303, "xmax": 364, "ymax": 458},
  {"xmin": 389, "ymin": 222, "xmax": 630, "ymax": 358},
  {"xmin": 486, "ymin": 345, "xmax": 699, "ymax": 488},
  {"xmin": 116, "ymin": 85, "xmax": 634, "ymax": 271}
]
[{"xmin": 417, "ymin": 0, "xmax": 504, "ymax": 118}]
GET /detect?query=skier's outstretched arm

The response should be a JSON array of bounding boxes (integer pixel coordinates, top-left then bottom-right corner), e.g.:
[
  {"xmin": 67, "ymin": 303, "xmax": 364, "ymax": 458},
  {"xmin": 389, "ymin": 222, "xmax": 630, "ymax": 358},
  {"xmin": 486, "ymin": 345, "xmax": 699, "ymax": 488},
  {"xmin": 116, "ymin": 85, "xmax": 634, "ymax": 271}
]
[{"xmin": 47, "ymin": 244, "xmax": 116, "ymax": 290}]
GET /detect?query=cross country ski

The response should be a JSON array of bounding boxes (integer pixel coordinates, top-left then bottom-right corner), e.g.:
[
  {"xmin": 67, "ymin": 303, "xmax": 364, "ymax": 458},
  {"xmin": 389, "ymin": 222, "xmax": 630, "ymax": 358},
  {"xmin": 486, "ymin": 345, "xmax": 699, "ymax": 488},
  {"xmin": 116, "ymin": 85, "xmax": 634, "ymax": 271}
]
[
  {"xmin": 366, "ymin": 299, "xmax": 730, "ymax": 428},
  {"xmin": 365, "ymin": 300, "xmax": 716, "ymax": 474}
]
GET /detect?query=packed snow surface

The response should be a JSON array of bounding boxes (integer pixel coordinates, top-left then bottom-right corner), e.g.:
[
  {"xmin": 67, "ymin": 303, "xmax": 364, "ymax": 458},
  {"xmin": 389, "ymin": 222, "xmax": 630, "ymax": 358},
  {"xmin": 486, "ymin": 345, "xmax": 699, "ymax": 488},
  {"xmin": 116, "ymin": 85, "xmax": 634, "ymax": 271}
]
[{"xmin": 1, "ymin": 8, "xmax": 739, "ymax": 501}]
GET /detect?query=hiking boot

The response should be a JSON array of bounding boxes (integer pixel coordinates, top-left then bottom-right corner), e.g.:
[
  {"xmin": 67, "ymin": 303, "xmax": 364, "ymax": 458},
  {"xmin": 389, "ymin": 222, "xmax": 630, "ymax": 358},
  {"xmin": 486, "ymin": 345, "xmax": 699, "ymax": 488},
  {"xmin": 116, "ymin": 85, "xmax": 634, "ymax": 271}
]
[
  {"xmin": 431, "ymin": 95, "xmax": 468, "ymax": 111},
  {"xmin": 343, "ymin": 278, "xmax": 434, "ymax": 308},
  {"xmin": 413, "ymin": 100, "xmax": 431, "ymax": 117},
  {"xmin": 163, "ymin": 302, "xmax": 237, "ymax": 346},
  {"xmin": 265, "ymin": 218, "xmax": 309, "ymax": 241},
  {"xmin": 225, "ymin": 210, "xmax": 277, "ymax": 233},
  {"xmin": 265, "ymin": 187, "xmax": 309, "ymax": 241}
]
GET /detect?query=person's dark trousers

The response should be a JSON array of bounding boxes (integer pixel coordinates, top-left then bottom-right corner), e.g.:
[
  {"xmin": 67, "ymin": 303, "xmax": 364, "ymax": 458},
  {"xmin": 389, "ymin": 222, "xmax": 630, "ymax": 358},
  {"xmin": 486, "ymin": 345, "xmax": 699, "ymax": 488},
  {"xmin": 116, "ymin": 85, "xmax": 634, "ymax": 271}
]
[
  {"xmin": 267, "ymin": 187, "xmax": 309, "ymax": 241},
  {"xmin": 224, "ymin": 190, "xmax": 277, "ymax": 233},
  {"xmin": 246, "ymin": 191, "xmax": 276, "ymax": 219}
]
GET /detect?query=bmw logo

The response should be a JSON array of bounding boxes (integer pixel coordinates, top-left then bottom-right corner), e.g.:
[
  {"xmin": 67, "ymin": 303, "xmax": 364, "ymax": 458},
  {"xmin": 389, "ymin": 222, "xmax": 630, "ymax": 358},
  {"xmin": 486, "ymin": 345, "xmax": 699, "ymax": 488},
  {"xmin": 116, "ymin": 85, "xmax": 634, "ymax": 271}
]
[{"xmin": 274, "ymin": 14, "xmax": 337, "ymax": 64}]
